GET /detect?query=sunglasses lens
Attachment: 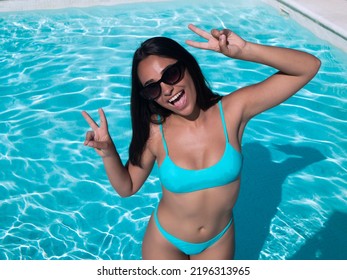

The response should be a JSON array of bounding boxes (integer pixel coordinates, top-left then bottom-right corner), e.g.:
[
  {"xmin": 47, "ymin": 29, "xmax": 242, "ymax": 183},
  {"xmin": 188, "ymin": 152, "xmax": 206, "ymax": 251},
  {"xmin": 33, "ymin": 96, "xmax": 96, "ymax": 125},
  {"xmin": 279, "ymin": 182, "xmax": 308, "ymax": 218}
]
[
  {"xmin": 141, "ymin": 83, "xmax": 161, "ymax": 100},
  {"xmin": 162, "ymin": 63, "xmax": 182, "ymax": 85},
  {"xmin": 140, "ymin": 61, "xmax": 184, "ymax": 100}
]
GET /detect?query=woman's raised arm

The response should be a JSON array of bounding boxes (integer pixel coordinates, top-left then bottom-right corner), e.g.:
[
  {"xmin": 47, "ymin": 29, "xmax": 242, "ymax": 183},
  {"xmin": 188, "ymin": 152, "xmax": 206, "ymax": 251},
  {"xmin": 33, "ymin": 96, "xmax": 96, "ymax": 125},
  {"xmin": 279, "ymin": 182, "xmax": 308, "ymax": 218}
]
[
  {"xmin": 186, "ymin": 24, "xmax": 321, "ymax": 121},
  {"xmin": 82, "ymin": 109, "xmax": 155, "ymax": 197}
]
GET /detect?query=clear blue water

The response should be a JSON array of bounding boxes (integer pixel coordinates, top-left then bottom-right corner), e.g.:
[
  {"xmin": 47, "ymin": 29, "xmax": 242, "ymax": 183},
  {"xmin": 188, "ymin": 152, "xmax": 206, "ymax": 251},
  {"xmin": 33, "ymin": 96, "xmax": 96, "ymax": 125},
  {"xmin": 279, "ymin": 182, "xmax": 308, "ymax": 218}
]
[{"xmin": 0, "ymin": 0, "xmax": 346, "ymax": 260}]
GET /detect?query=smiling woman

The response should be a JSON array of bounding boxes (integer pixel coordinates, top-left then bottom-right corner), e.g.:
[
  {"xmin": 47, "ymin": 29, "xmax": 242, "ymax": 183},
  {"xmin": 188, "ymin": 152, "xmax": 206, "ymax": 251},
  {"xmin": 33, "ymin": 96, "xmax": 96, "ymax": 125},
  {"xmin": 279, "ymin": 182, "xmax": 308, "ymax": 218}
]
[
  {"xmin": 1, "ymin": 0, "xmax": 346, "ymax": 261},
  {"xmin": 138, "ymin": 60, "xmax": 185, "ymax": 100},
  {"xmin": 137, "ymin": 56, "xmax": 197, "ymax": 115},
  {"xmin": 81, "ymin": 23, "xmax": 320, "ymax": 260}
]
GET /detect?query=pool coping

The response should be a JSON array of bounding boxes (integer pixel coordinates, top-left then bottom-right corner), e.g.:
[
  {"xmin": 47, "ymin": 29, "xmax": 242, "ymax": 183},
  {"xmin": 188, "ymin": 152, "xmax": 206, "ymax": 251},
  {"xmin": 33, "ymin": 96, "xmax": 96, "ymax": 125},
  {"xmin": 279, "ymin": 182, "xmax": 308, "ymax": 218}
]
[
  {"xmin": 0, "ymin": 0, "xmax": 171, "ymax": 11},
  {"xmin": 1, "ymin": 0, "xmax": 346, "ymax": 53},
  {"xmin": 264, "ymin": 0, "xmax": 347, "ymax": 52}
]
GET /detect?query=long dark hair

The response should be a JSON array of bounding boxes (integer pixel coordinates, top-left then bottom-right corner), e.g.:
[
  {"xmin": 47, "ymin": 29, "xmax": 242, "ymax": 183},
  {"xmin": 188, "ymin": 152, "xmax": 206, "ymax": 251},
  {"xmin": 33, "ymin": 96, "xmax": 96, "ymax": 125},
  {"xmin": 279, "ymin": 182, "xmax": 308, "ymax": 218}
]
[{"xmin": 129, "ymin": 37, "xmax": 221, "ymax": 167}]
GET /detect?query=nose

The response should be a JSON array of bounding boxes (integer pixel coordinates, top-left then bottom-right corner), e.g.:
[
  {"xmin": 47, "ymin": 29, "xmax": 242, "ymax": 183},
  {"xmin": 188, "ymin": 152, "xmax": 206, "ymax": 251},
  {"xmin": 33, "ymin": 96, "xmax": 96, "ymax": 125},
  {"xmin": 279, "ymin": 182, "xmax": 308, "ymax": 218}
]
[{"xmin": 160, "ymin": 82, "xmax": 174, "ymax": 96}]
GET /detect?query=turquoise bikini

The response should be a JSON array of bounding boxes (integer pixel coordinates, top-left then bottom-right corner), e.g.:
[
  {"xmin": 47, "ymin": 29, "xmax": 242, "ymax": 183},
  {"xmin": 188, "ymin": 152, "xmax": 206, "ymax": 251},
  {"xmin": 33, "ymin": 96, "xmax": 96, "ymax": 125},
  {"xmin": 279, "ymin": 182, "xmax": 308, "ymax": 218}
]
[{"xmin": 155, "ymin": 100, "xmax": 243, "ymax": 255}]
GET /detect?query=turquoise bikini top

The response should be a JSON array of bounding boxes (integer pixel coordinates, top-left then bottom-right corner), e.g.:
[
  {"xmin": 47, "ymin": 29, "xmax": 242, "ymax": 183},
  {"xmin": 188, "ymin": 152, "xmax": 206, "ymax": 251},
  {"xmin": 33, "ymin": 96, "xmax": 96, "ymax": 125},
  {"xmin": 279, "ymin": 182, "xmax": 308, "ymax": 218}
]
[{"xmin": 158, "ymin": 100, "xmax": 243, "ymax": 194}]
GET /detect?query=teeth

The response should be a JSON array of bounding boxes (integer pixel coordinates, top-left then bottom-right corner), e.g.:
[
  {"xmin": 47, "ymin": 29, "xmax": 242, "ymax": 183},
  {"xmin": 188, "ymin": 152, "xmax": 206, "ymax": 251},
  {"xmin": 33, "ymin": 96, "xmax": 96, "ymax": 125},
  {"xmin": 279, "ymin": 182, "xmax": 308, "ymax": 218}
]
[{"xmin": 169, "ymin": 91, "xmax": 183, "ymax": 103}]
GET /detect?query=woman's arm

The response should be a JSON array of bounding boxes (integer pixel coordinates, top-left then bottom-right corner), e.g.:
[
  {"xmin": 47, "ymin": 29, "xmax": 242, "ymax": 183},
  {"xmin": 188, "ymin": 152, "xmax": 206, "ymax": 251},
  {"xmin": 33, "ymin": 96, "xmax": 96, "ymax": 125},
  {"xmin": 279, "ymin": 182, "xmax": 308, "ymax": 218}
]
[
  {"xmin": 186, "ymin": 24, "xmax": 321, "ymax": 121},
  {"xmin": 230, "ymin": 42, "xmax": 321, "ymax": 121},
  {"xmin": 82, "ymin": 109, "xmax": 155, "ymax": 197}
]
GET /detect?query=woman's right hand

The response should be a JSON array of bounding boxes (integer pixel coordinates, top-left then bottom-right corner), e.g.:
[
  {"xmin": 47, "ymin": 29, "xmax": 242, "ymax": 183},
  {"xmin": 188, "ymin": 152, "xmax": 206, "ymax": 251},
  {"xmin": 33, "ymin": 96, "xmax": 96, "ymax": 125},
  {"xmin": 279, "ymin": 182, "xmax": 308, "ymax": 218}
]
[{"xmin": 81, "ymin": 108, "xmax": 116, "ymax": 158}]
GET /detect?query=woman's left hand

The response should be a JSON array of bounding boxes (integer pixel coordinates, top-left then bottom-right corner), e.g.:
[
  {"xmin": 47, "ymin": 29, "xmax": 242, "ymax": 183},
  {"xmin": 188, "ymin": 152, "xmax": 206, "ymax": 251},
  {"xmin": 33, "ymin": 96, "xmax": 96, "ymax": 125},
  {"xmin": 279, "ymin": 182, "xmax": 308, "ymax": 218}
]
[{"xmin": 186, "ymin": 24, "xmax": 247, "ymax": 59}]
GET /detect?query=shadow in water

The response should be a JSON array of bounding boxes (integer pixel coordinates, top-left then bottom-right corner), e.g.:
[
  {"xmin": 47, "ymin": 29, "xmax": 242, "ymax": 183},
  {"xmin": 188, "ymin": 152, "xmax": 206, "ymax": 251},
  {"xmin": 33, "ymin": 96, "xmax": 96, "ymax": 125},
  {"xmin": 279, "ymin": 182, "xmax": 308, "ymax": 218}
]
[
  {"xmin": 290, "ymin": 211, "xmax": 347, "ymax": 260},
  {"xmin": 234, "ymin": 142, "xmax": 325, "ymax": 259}
]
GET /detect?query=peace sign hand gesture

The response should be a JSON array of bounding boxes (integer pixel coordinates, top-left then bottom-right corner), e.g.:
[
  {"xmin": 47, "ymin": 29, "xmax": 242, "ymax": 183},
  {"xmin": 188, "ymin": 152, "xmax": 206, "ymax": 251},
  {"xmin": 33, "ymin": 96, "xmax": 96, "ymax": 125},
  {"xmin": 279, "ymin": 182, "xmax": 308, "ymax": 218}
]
[
  {"xmin": 81, "ymin": 108, "xmax": 116, "ymax": 158},
  {"xmin": 186, "ymin": 24, "xmax": 247, "ymax": 59}
]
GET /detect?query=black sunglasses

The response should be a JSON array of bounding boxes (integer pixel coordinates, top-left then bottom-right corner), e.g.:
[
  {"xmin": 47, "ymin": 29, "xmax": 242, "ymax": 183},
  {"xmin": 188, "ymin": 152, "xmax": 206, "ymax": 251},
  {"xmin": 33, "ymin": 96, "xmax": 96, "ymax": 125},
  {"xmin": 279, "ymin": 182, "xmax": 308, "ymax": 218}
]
[{"xmin": 139, "ymin": 61, "xmax": 185, "ymax": 100}]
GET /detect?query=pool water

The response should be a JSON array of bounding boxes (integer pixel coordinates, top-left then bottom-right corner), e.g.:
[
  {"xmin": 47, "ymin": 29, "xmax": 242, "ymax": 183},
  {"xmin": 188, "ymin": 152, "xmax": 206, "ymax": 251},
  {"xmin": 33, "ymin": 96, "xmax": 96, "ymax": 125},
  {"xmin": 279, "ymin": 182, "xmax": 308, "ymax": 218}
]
[{"xmin": 0, "ymin": 0, "xmax": 346, "ymax": 260}]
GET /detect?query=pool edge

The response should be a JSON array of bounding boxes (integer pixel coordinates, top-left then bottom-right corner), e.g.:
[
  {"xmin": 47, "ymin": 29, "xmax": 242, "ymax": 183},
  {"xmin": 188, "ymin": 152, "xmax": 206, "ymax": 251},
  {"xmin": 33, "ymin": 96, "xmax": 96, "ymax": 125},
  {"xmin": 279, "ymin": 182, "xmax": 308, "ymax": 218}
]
[
  {"xmin": 1, "ymin": 0, "xmax": 346, "ymax": 53},
  {"xmin": 264, "ymin": 0, "xmax": 347, "ymax": 53},
  {"xmin": 0, "ymin": 0, "xmax": 171, "ymax": 12}
]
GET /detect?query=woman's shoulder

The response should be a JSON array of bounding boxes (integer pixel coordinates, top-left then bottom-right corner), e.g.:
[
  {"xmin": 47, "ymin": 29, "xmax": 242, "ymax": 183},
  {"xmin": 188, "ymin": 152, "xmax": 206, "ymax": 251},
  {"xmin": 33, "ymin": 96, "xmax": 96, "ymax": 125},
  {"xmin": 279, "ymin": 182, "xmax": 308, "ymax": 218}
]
[
  {"xmin": 220, "ymin": 88, "xmax": 250, "ymax": 122},
  {"xmin": 149, "ymin": 119, "xmax": 161, "ymax": 135},
  {"xmin": 222, "ymin": 85, "xmax": 249, "ymax": 100},
  {"xmin": 146, "ymin": 118, "xmax": 162, "ymax": 154},
  {"xmin": 220, "ymin": 89, "xmax": 242, "ymax": 108}
]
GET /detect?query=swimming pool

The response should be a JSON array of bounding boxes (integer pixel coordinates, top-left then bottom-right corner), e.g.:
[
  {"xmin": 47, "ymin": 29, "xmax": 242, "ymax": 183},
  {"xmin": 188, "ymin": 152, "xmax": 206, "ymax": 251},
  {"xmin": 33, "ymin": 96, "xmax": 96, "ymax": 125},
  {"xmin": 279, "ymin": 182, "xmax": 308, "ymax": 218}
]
[{"xmin": 0, "ymin": 0, "xmax": 346, "ymax": 260}]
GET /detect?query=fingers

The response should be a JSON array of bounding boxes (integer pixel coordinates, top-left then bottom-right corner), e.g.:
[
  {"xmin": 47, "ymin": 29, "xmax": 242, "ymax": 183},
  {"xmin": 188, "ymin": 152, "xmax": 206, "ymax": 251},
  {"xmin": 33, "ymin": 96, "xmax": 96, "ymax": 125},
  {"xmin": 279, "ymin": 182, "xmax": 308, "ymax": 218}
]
[
  {"xmin": 218, "ymin": 34, "xmax": 229, "ymax": 54},
  {"xmin": 84, "ymin": 131, "xmax": 95, "ymax": 145},
  {"xmin": 82, "ymin": 108, "xmax": 112, "ymax": 155},
  {"xmin": 98, "ymin": 108, "xmax": 108, "ymax": 129},
  {"xmin": 211, "ymin": 28, "xmax": 221, "ymax": 39},
  {"xmin": 186, "ymin": 24, "xmax": 213, "ymax": 50},
  {"xmin": 188, "ymin": 24, "xmax": 211, "ymax": 39},
  {"xmin": 83, "ymin": 130, "xmax": 109, "ymax": 150},
  {"xmin": 185, "ymin": 39, "xmax": 210, "ymax": 50},
  {"xmin": 211, "ymin": 28, "xmax": 232, "ymax": 54},
  {"xmin": 82, "ymin": 108, "xmax": 108, "ymax": 131},
  {"xmin": 82, "ymin": 110, "xmax": 99, "ymax": 130},
  {"xmin": 211, "ymin": 28, "xmax": 231, "ymax": 41},
  {"xmin": 187, "ymin": 24, "xmax": 232, "ymax": 52},
  {"xmin": 86, "ymin": 140, "xmax": 109, "ymax": 150}
]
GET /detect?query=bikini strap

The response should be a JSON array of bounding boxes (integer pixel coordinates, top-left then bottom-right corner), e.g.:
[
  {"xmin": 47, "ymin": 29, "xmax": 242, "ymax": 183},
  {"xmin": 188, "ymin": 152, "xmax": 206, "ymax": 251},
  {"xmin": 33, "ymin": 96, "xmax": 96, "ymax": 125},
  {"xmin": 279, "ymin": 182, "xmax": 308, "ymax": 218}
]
[
  {"xmin": 218, "ymin": 100, "xmax": 230, "ymax": 142},
  {"xmin": 158, "ymin": 115, "xmax": 169, "ymax": 155},
  {"xmin": 158, "ymin": 102, "xmax": 227, "ymax": 155}
]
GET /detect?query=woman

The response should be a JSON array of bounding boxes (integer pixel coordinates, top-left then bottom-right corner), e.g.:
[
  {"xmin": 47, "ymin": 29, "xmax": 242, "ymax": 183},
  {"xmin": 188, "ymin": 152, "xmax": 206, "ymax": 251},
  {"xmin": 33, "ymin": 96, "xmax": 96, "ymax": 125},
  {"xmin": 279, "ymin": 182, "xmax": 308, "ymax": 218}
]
[{"xmin": 82, "ymin": 24, "xmax": 320, "ymax": 260}]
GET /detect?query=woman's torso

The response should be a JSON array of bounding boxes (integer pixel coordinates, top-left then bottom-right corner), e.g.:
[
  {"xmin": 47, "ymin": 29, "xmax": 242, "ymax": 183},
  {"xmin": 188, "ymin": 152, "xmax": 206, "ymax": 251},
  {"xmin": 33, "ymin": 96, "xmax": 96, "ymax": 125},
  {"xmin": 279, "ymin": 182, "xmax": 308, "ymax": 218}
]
[{"xmin": 148, "ymin": 98, "xmax": 244, "ymax": 242}]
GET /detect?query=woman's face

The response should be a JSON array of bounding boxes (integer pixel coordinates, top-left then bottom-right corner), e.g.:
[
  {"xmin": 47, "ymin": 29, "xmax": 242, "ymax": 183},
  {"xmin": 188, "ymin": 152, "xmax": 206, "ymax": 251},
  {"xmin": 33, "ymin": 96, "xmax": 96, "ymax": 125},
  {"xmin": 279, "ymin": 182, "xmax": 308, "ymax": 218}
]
[{"xmin": 137, "ymin": 55, "xmax": 198, "ymax": 116}]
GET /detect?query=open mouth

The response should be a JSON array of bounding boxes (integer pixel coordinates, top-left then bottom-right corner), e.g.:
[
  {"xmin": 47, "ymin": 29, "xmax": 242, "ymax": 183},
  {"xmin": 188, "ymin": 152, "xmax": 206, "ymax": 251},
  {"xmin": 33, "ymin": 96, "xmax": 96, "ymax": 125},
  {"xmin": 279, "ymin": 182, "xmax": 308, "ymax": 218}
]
[{"xmin": 168, "ymin": 90, "xmax": 185, "ymax": 105}]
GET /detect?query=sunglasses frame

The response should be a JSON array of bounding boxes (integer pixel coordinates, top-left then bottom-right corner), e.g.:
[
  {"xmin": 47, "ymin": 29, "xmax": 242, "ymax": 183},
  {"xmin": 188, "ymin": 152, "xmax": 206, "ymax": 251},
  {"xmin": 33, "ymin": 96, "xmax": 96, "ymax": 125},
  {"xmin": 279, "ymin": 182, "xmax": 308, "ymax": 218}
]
[{"xmin": 139, "ymin": 61, "xmax": 185, "ymax": 100}]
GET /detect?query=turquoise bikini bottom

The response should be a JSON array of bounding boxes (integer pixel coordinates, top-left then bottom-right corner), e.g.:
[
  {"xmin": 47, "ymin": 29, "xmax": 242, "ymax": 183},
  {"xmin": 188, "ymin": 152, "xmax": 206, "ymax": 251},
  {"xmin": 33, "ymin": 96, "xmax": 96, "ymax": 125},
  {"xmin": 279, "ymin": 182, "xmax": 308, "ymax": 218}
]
[{"xmin": 153, "ymin": 207, "xmax": 233, "ymax": 256}]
